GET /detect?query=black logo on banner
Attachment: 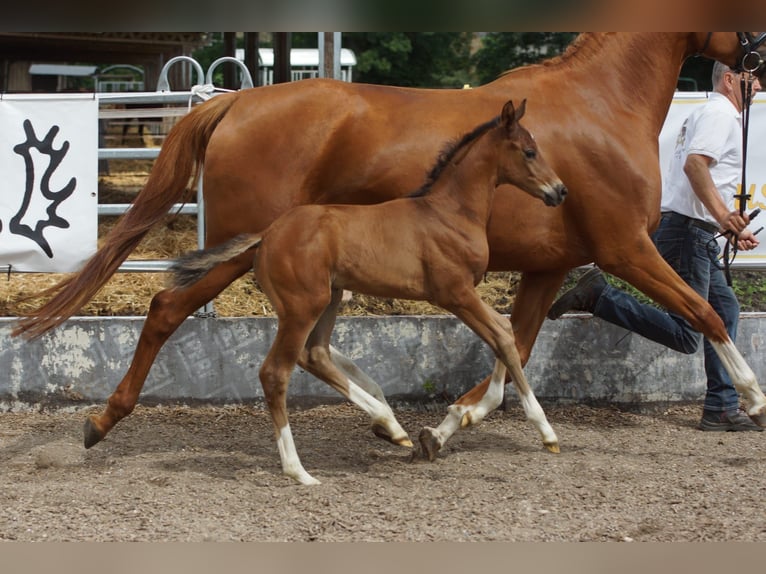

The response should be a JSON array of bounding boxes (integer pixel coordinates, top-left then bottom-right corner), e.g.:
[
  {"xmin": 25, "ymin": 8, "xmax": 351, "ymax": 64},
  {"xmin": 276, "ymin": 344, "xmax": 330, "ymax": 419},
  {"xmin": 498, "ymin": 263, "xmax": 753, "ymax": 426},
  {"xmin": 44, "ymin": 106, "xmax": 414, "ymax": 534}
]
[{"xmin": 7, "ymin": 119, "xmax": 77, "ymax": 258}]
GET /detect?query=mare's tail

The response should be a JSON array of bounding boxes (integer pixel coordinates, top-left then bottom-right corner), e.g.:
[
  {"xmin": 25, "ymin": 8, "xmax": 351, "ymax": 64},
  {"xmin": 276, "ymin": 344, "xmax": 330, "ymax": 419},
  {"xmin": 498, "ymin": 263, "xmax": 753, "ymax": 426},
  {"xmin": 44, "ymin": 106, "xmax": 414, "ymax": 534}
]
[
  {"xmin": 169, "ymin": 234, "xmax": 263, "ymax": 290},
  {"xmin": 13, "ymin": 92, "xmax": 240, "ymax": 339}
]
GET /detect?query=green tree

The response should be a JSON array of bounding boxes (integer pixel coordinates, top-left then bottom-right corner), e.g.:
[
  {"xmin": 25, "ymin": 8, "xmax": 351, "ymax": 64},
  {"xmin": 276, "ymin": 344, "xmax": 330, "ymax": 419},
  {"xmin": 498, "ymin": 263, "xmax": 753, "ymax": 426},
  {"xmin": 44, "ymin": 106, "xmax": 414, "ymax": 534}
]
[
  {"xmin": 343, "ymin": 32, "xmax": 473, "ymax": 88},
  {"xmin": 473, "ymin": 32, "xmax": 577, "ymax": 85}
]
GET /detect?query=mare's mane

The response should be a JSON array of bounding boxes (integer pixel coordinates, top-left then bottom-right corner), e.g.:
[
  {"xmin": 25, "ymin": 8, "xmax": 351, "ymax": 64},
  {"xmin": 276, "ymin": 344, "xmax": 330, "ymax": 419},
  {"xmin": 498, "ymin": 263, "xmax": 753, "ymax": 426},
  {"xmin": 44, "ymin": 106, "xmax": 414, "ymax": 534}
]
[
  {"xmin": 408, "ymin": 115, "xmax": 500, "ymax": 198},
  {"xmin": 498, "ymin": 32, "xmax": 610, "ymax": 78}
]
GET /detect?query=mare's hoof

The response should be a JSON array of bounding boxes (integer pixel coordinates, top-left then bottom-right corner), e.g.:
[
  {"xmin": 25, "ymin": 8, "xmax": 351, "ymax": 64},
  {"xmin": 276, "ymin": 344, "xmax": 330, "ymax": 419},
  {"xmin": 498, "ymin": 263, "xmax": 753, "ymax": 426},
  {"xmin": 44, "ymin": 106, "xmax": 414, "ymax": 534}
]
[
  {"xmin": 371, "ymin": 423, "xmax": 413, "ymax": 448},
  {"xmin": 83, "ymin": 417, "xmax": 105, "ymax": 449},
  {"xmin": 544, "ymin": 441, "xmax": 560, "ymax": 454},
  {"xmin": 418, "ymin": 427, "xmax": 442, "ymax": 462},
  {"xmin": 748, "ymin": 407, "xmax": 766, "ymax": 428}
]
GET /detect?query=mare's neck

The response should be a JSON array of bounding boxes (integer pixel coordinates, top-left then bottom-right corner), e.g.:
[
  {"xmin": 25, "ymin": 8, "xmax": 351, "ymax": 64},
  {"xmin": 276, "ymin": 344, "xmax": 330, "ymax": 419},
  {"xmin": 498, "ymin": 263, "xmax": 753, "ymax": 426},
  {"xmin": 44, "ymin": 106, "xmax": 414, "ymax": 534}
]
[{"xmin": 487, "ymin": 33, "xmax": 691, "ymax": 133}]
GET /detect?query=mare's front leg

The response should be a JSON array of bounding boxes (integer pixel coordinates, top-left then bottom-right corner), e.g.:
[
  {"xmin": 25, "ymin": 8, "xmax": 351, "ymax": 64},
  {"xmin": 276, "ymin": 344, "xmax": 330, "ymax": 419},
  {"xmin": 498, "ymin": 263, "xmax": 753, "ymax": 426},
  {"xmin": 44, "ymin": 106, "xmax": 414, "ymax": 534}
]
[
  {"xmin": 299, "ymin": 289, "xmax": 411, "ymax": 448},
  {"xmin": 420, "ymin": 284, "xmax": 559, "ymax": 460},
  {"xmin": 419, "ymin": 358, "xmax": 507, "ymax": 461},
  {"xmin": 83, "ymin": 256, "xmax": 252, "ymax": 448},
  {"xmin": 596, "ymin": 236, "xmax": 766, "ymax": 424}
]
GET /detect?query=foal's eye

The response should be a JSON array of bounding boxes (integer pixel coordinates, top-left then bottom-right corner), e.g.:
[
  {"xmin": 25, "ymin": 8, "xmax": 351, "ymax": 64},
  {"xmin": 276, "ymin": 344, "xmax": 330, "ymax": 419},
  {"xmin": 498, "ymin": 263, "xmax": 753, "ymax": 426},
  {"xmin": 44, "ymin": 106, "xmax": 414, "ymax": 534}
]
[{"xmin": 524, "ymin": 148, "xmax": 537, "ymax": 159}]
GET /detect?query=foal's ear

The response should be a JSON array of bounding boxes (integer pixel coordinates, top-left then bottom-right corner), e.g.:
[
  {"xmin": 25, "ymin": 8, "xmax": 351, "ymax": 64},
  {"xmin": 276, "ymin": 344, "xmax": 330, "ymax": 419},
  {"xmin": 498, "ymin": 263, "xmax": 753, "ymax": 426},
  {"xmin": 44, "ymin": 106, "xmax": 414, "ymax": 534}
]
[
  {"xmin": 514, "ymin": 98, "xmax": 527, "ymax": 122},
  {"xmin": 501, "ymin": 98, "xmax": 526, "ymax": 132}
]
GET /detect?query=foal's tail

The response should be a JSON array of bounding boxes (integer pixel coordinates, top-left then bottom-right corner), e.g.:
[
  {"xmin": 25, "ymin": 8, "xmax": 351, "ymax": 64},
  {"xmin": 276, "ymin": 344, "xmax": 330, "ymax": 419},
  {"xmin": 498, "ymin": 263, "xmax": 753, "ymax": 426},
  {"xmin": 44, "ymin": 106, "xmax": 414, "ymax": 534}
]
[
  {"xmin": 170, "ymin": 233, "xmax": 263, "ymax": 290},
  {"xmin": 13, "ymin": 92, "xmax": 240, "ymax": 339}
]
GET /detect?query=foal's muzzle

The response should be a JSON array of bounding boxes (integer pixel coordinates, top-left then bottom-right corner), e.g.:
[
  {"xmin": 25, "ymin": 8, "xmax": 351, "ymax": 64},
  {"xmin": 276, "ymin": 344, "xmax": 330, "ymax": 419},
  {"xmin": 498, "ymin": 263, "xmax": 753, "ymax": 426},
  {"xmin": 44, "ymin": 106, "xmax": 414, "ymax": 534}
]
[{"xmin": 544, "ymin": 183, "xmax": 567, "ymax": 207}]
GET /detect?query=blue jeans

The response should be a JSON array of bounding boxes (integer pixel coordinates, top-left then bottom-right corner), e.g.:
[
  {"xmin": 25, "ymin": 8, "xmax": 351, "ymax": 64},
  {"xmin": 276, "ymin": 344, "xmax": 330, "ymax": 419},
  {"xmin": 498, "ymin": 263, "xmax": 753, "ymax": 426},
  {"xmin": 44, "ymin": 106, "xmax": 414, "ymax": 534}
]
[{"xmin": 591, "ymin": 212, "xmax": 740, "ymax": 413}]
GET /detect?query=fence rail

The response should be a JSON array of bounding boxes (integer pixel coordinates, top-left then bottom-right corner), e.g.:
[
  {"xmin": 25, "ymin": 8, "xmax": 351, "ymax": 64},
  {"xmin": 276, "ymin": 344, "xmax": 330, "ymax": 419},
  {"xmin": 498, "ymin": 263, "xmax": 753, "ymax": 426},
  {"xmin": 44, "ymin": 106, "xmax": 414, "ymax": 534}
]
[{"xmin": 97, "ymin": 91, "xmax": 208, "ymax": 274}]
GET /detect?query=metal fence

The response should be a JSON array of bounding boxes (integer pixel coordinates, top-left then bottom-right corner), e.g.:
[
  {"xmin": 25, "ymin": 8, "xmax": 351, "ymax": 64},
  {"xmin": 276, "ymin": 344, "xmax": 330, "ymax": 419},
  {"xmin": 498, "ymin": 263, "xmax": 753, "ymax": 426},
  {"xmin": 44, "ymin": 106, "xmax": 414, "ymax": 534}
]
[{"xmin": 95, "ymin": 57, "xmax": 254, "ymax": 314}]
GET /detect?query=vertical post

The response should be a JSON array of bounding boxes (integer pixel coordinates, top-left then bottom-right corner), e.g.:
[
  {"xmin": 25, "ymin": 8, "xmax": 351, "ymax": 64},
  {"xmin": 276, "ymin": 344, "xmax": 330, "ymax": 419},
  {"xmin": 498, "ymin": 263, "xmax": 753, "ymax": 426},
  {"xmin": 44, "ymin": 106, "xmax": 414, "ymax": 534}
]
[
  {"xmin": 223, "ymin": 32, "xmax": 236, "ymax": 89},
  {"xmin": 318, "ymin": 32, "xmax": 342, "ymax": 80},
  {"xmin": 273, "ymin": 32, "xmax": 292, "ymax": 84},
  {"xmin": 196, "ymin": 168, "xmax": 215, "ymax": 316},
  {"xmin": 244, "ymin": 32, "xmax": 260, "ymax": 87}
]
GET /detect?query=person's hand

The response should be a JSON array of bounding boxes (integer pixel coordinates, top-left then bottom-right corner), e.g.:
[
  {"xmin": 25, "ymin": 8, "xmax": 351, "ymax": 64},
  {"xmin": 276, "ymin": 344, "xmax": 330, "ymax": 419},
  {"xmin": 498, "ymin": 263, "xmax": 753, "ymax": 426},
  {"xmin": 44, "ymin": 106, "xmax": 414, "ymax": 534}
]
[
  {"xmin": 737, "ymin": 228, "xmax": 760, "ymax": 251},
  {"xmin": 720, "ymin": 209, "xmax": 750, "ymax": 235}
]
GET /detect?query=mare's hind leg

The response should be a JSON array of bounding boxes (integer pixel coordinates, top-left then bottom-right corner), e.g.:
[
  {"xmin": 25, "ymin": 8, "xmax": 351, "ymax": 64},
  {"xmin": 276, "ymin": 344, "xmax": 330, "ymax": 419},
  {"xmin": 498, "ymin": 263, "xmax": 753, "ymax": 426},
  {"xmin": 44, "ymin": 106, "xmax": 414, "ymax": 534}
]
[
  {"xmin": 299, "ymin": 289, "xmax": 411, "ymax": 447},
  {"xmin": 420, "ymin": 287, "xmax": 558, "ymax": 460},
  {"xmin": 83, "ymin": 256, "xmax": 252, "ymax": 448}
]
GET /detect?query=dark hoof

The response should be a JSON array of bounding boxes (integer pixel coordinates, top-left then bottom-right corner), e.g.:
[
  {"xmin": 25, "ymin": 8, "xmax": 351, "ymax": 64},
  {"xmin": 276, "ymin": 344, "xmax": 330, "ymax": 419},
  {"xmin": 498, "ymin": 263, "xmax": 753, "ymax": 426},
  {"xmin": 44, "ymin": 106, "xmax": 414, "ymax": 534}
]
[
  {"xmin": 83, "ymin": 417, "xmax": 105, "ymax": 449},
  {"xmin": 418, "ymin": 427, "xmax": 442, "ymax": 462}
]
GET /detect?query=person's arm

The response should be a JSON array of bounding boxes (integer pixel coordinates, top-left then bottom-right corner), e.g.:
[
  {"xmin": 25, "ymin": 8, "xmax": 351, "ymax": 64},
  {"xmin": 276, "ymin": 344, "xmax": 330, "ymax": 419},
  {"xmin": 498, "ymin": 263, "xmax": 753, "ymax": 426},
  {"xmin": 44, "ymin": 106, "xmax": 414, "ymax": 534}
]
[{"xmin": 683, "ymin": 153, "xmax": 749, "ymax": 234}]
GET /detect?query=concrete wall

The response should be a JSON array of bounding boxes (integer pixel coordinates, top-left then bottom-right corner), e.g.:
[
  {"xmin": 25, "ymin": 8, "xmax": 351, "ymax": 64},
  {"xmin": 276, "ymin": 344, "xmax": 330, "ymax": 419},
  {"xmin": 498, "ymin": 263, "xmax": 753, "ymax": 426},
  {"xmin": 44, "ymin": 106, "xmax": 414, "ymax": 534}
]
[{"xmin": 1, "ymin": 314, "xmax": 765, "ymax": 410}]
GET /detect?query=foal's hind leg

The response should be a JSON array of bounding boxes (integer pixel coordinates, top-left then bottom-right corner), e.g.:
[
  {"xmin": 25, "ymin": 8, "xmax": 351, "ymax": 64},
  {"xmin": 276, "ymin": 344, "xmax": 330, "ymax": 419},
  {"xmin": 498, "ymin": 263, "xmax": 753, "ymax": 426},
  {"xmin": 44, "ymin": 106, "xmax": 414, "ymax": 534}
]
[
  {"xmin": 83, "ymin": 257, "xmax": 252, "ymax": 448},
  {"xmin": 420, "ymin": 289, "xmax": 558, "ymax": 460},
  {"xmin": 328, "ymin": 346, "xmax": 390, "ymax": 407},
  {"xmin": 299, "ymin": 290, "xmax": 411, "ymax": 447},
  {"xmin": 260, "ymin": 316, "xmax": 322, "ymax": 485}
]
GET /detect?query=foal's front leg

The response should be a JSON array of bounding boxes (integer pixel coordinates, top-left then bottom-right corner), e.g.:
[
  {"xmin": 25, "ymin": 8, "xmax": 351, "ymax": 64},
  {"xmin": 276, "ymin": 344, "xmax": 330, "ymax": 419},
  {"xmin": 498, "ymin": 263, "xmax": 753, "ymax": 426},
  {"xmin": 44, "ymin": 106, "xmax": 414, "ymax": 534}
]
[{"xmin": 420, "ymin": 289, "xmax": 559, "ymax": 460}]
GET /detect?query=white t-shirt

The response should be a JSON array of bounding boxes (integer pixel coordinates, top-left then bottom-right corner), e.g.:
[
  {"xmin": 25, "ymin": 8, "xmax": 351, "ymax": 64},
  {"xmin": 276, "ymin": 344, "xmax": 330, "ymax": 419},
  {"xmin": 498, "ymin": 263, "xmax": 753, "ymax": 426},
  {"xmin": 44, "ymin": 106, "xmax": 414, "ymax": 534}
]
[{"xmin": 661, "ymin": 92, "xmax": 743, "ymax": 225}]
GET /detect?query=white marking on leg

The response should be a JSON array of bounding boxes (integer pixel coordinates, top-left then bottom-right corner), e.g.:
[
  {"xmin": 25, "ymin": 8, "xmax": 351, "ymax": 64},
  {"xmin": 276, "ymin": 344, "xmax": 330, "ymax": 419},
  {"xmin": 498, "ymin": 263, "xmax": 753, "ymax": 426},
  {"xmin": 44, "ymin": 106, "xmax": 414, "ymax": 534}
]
[
  {"xmin": 347, "ymin": 380, "xmax": 410, "ymax": 444},
  {"xmin": 423, "ymin": 404, "xmax": 463, "ymax": 453},
  {"xmin": 518, "ymin": 388, "xmax": 559, "ymax": 448},
  {"xmin": 710, "ymin": 339, "xmax": 766, "ymax": 415},
  {"xmin": 329, "ymin": 345, "xmax": 390, "ymax": 406},
  {"xmin": 276, "ymin": 424, "xmax": 320, "ymax": 485},
  {"xmin": 424, "ymin": 360, "xmax": 507, "ymax": 449},
  {"xmin": 465, "ymin": 359, "xmax": 506, "ymax": 425}
]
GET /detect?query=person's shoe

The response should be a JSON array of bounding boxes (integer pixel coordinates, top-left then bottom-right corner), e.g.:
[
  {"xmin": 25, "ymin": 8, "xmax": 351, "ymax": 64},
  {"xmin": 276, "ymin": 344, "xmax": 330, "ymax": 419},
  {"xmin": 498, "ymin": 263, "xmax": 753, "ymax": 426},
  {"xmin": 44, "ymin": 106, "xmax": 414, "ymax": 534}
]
[
  {"xmin": 698, "ymin": 409, "xmax": 765, "ymax": 432},
  {"xmin": 547, "ymin": 267, "xmax": 607, "ymax": 320}
]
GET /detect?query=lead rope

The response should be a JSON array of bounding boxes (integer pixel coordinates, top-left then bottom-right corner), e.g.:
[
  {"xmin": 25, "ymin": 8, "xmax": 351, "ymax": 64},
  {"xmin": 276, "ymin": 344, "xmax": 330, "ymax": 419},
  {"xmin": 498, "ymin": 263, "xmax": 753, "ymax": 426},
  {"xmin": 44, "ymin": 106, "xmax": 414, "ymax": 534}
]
[{"xmin": 722, "ymin": 72, "xmax": 756, "ymax": 286}]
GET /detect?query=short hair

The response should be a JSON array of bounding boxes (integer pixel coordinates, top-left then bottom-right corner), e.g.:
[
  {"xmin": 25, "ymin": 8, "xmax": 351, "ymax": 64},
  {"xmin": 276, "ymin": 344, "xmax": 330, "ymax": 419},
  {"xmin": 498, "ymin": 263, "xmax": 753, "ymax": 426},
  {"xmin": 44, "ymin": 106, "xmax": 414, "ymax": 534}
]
[{"xmin": 712, "ymin": 61, "xmax": 734, "ymax": 88}]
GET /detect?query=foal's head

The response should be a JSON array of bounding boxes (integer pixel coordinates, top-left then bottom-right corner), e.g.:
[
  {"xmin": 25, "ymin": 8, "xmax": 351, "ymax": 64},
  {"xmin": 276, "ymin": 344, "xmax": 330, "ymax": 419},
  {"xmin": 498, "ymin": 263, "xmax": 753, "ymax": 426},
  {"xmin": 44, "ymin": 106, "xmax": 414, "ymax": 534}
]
[{"xmin": 497, "ymin": 99, "xmax": 567, "ymax": 207}]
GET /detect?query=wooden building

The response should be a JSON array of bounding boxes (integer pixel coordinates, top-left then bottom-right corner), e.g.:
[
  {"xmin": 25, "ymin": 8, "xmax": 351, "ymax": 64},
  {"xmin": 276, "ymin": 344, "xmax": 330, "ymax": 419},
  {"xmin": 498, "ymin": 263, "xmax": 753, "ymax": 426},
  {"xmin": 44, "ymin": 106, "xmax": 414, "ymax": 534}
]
[{"xmin": 0, "ymin": 32, "xmax": 211, "ymax": 92}]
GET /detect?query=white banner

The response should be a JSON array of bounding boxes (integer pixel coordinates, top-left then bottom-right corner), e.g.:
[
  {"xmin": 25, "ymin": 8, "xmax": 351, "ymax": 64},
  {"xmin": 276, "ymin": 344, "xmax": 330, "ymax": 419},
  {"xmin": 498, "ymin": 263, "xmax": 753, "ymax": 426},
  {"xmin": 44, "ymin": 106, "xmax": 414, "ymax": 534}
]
[
  {"xmin": 0, "ymin": 94, "xmax": 97, "ymax": 272},
  {"xmin": 660, "ymin": 92, "xmax": 766, "ymax": 267}
]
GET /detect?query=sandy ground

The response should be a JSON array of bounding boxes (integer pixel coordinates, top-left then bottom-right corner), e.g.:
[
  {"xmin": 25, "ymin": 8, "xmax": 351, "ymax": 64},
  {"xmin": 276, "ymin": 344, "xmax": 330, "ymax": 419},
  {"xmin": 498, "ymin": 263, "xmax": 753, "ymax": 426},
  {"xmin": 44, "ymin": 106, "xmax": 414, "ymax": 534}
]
[{"xmin": 1, "ymin": 400, "xmax": 765, "ymax": 542}]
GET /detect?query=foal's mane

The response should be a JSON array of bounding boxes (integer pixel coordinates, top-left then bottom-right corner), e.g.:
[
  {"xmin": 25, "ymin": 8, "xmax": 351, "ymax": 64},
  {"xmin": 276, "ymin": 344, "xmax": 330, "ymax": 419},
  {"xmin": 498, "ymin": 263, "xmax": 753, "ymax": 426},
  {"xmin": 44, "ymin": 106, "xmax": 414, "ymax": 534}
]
[{"xmin": 409, "ymin": 115, "xmax": 500, "ymax": 198}]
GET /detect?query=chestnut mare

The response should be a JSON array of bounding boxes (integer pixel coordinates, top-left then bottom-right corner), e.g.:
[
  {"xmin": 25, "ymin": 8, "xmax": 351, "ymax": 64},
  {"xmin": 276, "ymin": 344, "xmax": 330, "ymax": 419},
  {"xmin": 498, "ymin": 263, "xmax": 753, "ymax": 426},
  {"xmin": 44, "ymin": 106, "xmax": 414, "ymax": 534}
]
[
  {"xmin": 169, "ymin": 100, "xmax": 566, "ymax": 484},
  {"xmin": 14, "ymin": 33, "xmax": 766, "ymax": 460}
]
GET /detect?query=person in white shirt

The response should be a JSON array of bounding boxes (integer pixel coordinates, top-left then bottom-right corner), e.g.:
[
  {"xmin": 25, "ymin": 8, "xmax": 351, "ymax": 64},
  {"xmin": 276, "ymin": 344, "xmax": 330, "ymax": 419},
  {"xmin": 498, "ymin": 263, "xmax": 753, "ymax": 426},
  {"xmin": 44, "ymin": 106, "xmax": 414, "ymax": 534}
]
[{"xmin": 548, "ymin": 62, "xmax": 763, "ymax": 431}]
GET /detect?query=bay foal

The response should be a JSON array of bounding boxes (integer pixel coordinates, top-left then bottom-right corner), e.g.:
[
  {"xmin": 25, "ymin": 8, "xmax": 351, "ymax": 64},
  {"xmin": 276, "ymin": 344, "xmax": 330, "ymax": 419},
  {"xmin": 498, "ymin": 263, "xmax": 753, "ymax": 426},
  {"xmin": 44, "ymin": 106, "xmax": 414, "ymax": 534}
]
[{"xmin": 170, "ymin": 100, "xmax": 566, "ymax": 484}]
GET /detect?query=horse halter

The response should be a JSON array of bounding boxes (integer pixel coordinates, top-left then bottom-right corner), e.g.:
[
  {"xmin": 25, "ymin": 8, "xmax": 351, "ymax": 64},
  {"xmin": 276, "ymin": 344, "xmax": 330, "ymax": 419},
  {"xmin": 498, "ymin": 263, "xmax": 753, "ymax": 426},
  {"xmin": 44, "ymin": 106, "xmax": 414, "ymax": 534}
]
[{"xmin": 736, "ymin": 32, "xmax": 766, "ymax": 74}]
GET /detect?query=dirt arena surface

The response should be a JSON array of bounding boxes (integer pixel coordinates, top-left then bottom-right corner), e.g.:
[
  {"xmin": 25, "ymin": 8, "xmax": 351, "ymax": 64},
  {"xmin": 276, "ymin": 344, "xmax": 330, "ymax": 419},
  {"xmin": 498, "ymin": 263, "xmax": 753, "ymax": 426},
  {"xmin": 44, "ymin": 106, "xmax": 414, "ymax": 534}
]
[{"xmin": 1, "ymin": 400, "xmax": 765, "ymax": 542}]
